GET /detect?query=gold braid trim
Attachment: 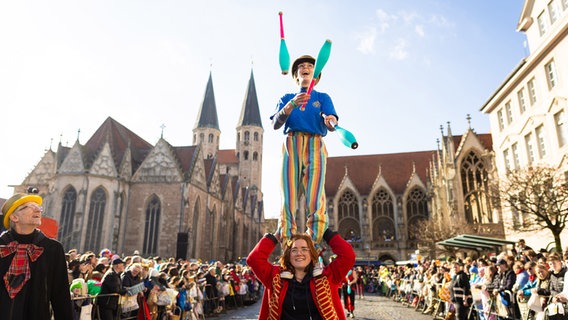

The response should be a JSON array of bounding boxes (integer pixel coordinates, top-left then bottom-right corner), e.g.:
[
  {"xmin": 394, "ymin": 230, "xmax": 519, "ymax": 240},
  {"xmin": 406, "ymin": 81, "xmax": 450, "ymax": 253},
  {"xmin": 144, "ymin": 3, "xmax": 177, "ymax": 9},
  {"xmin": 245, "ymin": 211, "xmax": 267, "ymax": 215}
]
[
  {"xmin": 268, "ymin": 273, "xmax": 282, "ymax": 320},
  {"xmin": 314, "ymin": 276, "xmax": 338, "ymax": 320}
]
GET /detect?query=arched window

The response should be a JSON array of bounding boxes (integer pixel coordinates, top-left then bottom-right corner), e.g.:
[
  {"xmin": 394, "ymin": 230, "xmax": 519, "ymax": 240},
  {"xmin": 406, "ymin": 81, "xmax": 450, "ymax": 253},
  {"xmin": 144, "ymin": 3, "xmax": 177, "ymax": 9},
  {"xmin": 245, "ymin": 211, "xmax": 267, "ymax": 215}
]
[
  {"xmin": 191, "ymin": 198, "xmax": 200, "ymax": 257},
  {"xmin": 112, "ymin": 193, "xmax": 124, "ymax": 251},
  {"xmin": 143, "ymin": 195, "xmax": 161, "ymax": 255},
  {"xmin": 254, "ymin": 132, "xmax": 259, "ymax": 141},
  {"xmin": 244, "ymin": 151, "xmax": 249, "ymax": 160},
  {"xmin": 406, "ymin": 187, "xmax": 428, "ymax": 245},
  {"xmin": 372, "ymin": 189, "xmax": 395, "ymax": 241},
  {"xmin": 461, "ymin": 151, "xmax": 492, "ymax": 223},
  {"xmin": 84, "ymin": 187, "xmax": 106, "ymax": 252},
  {"xmin": 338, "ymin": 191, "xmax": 360, "ymax": 241},
  {"xmin": 253, "ymin": 152, "xmax": 258, "ymax": 161},
  {"xmin": 199, "ymin": 133, "xmax": 204, "ymax": 143},
  {"xmin": 58, "ymin": 186, "xmax": 77, "ymax": 250},
  {"xmin": 244, "ymin": 131, "xmax": 250, "ymax": 141},
  {"xmin": 208, "ymin": 133, "xmax": 214, "ymax": 143}
]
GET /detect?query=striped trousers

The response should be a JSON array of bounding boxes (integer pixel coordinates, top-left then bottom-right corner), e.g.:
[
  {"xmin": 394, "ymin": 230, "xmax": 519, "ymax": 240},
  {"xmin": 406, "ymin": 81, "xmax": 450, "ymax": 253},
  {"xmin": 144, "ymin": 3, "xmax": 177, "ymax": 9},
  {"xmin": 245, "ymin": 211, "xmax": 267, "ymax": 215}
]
[{"xmin": 276, "ymin": 132, "xmax": 329, "ymax": 244}]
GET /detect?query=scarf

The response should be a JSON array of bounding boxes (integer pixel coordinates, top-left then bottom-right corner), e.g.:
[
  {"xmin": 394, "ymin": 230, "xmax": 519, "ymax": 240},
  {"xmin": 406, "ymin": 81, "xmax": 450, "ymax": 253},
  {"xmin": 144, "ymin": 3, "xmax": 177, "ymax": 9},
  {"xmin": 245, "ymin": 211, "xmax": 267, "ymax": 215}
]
[{"xmin": 0, "ymin": 241, "xmax": 44, "ymax": 298}]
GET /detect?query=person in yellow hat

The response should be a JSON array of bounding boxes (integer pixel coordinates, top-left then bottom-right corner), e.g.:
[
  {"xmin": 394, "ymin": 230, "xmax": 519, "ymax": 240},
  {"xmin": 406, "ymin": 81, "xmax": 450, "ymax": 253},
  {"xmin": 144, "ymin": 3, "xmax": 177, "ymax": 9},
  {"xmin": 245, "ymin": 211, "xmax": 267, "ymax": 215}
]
[
  {"xmin": 270, "ymin": 54, "xmax": 339, "ymax": 250},
  {"xmin": 0, "ymin": 192, "xmax": 73, "ymax": 319}
]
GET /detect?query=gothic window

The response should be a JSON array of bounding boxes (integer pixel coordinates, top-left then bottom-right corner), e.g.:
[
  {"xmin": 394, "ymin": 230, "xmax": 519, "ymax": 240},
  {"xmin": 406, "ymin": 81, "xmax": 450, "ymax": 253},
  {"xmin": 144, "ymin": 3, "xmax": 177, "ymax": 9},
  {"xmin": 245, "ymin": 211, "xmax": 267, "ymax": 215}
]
[
  {"xmin": 58, "ymin": 186, "xmax": 77, "ymax": 250},
  {"xmin": 244, "ymin": 131, "xmax": 250, "ymax": 141},
  {"xmin": 338, "ymin": 190, "xmax": 360, "ymax": 241},
  {"xmin": 461, "ymin": 151, "xmax": 492, "ymax": 224},
  {"xmin": 244, "ymin": 151, "xmax": 249, "ymax": 160},
  {"xmin": 254, "ymin": 132, "xmax": 259, "ymax": 141},
  {"xmin": 84, "ymin": 187, "xmax": 106, "ymax": 252},
  {"xmin": 208, "ymin": 134, "xmax": 214, "ymax": 143},
  {"xmin": 372, "ymin": 189, "xmax": 395, "ymax": 241},
  {"xmin": 191, "ymin": 198, "xmax": 200, "ymax": 257},
  {"xmin": 112, "ymin": 193, "xmax": 124, "ymax": 251},
  {"xmin": 143, "ymin": 195, "xmax": 160, "ymax": 255},
  {"xmin": 406, "ymin": 187, "xmax": 428, "ymax": 244},
  {"xmin": 253, "ymin": 152, "xmax": 258, "ymax": 161}
]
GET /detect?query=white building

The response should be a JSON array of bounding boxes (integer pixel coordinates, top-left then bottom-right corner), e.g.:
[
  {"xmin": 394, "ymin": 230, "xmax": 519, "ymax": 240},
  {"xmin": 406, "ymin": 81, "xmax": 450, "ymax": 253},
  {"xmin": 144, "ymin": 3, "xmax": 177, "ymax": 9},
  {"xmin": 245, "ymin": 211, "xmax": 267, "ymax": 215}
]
[{"xmin": 481, "ymin": 0, "xmax": 568, "ymax": 250}]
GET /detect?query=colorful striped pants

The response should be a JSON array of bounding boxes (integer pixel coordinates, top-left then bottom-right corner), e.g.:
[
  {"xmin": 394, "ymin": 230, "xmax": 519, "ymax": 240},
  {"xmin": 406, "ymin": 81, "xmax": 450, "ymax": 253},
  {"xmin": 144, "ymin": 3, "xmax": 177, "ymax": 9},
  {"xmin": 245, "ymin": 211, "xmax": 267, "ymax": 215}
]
[{"xmin": 276, "ymin": 132, "xmax": 329, "ymax": 244}]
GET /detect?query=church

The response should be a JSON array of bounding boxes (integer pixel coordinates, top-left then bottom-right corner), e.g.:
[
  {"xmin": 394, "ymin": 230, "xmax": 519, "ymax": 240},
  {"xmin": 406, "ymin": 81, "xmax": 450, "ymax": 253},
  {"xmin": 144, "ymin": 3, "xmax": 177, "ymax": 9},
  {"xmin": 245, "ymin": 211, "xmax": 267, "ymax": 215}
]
[{"xmin": 9, "ymin": 71, "xmax": 264, "ymax": 262}]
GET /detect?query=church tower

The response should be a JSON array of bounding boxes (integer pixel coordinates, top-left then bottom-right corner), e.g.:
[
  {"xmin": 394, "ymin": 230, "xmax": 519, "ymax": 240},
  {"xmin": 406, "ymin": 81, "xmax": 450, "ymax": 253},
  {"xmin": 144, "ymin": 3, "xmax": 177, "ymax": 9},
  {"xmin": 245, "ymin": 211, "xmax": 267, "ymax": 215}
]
[
  {"xmin": 236, "ymin": 70, "xmax": 263, "ymax": 189},
  {"xmin": 193, "ymin": 72, "xmax": 221, "ymax": 159}
]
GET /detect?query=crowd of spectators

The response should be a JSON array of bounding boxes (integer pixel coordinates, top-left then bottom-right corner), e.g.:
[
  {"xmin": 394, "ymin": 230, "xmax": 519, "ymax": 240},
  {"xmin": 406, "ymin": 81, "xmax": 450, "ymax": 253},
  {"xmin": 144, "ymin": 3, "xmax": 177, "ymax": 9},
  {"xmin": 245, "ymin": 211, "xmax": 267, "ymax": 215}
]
[
  {"xmin": 342, "ymin": 240, "xmax": 568, "ymax": 320},
  {"xmin": 65, "ymin": 248, "xmax": 261, "ymax": 320}
]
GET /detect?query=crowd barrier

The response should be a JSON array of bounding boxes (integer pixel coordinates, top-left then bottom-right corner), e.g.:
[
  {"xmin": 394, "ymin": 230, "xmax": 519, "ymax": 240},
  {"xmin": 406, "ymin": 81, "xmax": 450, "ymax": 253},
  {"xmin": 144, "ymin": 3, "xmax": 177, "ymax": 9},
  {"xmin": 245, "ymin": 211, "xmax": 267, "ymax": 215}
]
[{"xmin": 70, "ymin": 281, "xmax": 261, "ymax": 320}]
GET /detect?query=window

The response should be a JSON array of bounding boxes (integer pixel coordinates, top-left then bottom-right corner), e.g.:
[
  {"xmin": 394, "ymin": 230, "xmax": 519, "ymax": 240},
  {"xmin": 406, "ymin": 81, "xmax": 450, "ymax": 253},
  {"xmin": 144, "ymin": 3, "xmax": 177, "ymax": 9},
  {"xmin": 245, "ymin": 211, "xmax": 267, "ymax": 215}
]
[
  {"xmin": 555, "ymin": 110, "xmax": 568, "ymax": 147},
  {"xmin": 505, "ymin": 101, "xmax": 514, "ymax": 124},
  {"xmin": 549, "ymin": 0, "xmax": 559, "ymax": 24},
  {"xmin": 253, "ymin": 151, "xmax": 258, "ymax": 161},
  {"xmin": 525, "ymin": 132, "xmax": 535, "ymax": 164},
  {"xmin": 503, "ymin": 149, "xmax": 512, "ymax": 171},
  {"xmin": 143, "ymin": 195, "xmax": 161, "ymax": 255},
  {"xmin": 545, "ymin": 60, "xmax": 557, "ymax": 89},
  {"xmin": 512, "ymin": 142, "xmax": 520, "ymax": 169},
  {"xmin": 528, "ymin": 78, "xmax": 537, "ymax": 105},
  {"xmin": 461, "ymin": 151, "xmax": 492, "ymax": 224},
  {"xmin": 536, "ymin": 125, "xmax": 547, "ymax": 158},
  {"xmin": 208, "ymin": 134, "xmax": 214, "ymax": 143},
  {"xmin": 84, "ymin": 187, "xmax": 106, "ymax": 252},
  {"xmin": 254, "ymin": 132, "xmax": 259, "ymax": 141},
  {"xmin": 517, "ymin": 88, "xmax": 527, "ymax": 113},
  {"xmin": 58, "ymin": 187, "xmax": 77, "ymax": 250},
  {"xmin": 406, "ymin": 188, "xmax": 428, "ymax": 244},
  {"xmin": 244, "ymin": 131, "xmax": 250, "ymax": 141},
  {"xmin": 497, "ymin": 109, "xmax": 505, "ymax": 131},
  {"xmin": 538, "ymin": 11, "xmax": 548, "ymax": 36}
]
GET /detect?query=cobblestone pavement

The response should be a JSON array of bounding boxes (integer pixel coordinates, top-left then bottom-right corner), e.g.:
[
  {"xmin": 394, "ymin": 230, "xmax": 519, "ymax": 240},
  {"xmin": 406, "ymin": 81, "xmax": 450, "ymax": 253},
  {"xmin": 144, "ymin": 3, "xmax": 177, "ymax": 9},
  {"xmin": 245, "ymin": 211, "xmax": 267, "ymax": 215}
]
[{"xmin": 218, "ymin": 293, "xmax": 438, "ymax": 320}]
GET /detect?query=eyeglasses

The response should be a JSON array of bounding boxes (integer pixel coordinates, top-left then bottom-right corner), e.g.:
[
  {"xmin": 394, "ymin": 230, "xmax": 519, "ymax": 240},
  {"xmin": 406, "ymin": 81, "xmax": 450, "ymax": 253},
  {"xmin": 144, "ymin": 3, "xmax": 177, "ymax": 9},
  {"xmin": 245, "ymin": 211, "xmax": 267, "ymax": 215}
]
[
  {"xmin": 290, "ymin": 248, "xmax": 310, "ymax": 255},
  {"xmin": 16, "ymin": 204, "xmax": 44, "ymax": 213}
]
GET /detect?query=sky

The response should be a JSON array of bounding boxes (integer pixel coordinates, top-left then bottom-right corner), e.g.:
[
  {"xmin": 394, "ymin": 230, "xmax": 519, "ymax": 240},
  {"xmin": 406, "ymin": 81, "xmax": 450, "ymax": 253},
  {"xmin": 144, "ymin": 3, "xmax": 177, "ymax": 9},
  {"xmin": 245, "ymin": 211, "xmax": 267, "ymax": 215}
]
[{"xmin": 0, "ymin": 1, "xmax": 527, "ymax": 219}]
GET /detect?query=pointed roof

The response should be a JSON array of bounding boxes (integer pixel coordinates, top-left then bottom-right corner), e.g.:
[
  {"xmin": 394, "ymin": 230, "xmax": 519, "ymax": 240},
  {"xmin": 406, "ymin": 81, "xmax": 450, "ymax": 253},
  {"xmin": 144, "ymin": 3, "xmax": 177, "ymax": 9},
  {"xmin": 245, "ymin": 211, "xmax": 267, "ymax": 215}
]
[
  {"xmin": 194, "ymin": 72, "xmax": 220, "ymax": 130},
  {"xmin": 84, "ymin": 117, "xmax": 153, "ymax": 171},
  {"xmin": 237, "ymin": 70, "xmax": 263, "ymax": 128},
  {"xmin": 172, "ymin": 145, "xmax": 199, "ymax": 175},
  {"xmin": 326, "ymin": 151, "xmax": 434, "ymax": 196}
]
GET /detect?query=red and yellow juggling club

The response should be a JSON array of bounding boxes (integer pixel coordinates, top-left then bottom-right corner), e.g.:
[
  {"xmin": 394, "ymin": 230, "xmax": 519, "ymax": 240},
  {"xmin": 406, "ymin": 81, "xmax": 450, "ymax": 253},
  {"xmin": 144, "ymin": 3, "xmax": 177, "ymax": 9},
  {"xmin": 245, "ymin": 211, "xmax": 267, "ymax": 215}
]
[
  {"xmin": 300, "ymin": 39, "xmax": 332, "ymax": 110},
  {"xmin": 279, "ymin": 12, "xmax": 290, "ymax": 75}
]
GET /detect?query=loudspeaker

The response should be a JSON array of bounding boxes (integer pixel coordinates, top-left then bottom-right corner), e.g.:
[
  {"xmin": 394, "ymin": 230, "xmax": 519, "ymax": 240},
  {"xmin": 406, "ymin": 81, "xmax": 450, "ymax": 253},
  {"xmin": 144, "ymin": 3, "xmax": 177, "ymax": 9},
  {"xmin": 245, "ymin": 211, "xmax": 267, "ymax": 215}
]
[{"xmin": 176, "ymin": 232, "xmax": 189, "ymax": 260}]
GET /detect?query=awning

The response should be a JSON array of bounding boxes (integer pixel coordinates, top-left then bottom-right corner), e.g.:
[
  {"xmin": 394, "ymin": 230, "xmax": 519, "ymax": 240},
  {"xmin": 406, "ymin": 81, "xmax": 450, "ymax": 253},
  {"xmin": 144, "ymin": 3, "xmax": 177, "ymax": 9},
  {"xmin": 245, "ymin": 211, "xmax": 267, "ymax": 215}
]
[{"xmin": 436, "ymin": 234, "xmax": 515, "ymax": 251}]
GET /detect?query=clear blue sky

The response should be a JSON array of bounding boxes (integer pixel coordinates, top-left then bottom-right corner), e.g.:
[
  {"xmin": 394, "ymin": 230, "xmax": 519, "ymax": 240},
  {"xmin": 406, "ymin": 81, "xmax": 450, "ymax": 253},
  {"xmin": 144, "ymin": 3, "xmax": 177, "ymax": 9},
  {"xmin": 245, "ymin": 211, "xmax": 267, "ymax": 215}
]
[{"xmin": 0, "ymin": 1, "xmax": 527, "ymax": 219}]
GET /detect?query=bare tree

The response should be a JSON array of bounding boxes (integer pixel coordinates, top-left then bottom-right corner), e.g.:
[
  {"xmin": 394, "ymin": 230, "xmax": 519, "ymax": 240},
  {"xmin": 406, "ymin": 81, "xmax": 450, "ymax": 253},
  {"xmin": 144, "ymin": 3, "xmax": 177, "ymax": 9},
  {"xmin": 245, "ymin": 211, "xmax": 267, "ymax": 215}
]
[
  {"xmin": 496, "ymin": 166, "xmax": 568, "ymax": 252},
  {"xmin": 412, "ymin": 218, "xmax": 469, "ymax": 259}
]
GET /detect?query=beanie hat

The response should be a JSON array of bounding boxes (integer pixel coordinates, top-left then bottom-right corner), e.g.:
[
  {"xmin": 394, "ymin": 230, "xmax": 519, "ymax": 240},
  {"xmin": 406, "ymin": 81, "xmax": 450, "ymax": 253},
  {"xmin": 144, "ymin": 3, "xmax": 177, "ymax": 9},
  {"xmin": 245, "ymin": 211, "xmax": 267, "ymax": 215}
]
[
  {"xmin": 1, "ymin": 193, "xmax": 42, "ymax": 229},
  {"xmin": 70, "ymin": 278, "xmax": 87, "ymax": 295}
]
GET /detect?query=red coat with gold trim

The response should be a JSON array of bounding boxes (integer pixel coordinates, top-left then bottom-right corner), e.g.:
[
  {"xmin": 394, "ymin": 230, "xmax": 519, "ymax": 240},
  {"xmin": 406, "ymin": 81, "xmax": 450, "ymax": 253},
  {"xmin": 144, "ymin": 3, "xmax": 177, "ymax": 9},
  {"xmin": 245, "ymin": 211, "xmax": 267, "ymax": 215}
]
[{"xmin": 247, "ymin": 229, "xmax": 355, "ymax": 320}]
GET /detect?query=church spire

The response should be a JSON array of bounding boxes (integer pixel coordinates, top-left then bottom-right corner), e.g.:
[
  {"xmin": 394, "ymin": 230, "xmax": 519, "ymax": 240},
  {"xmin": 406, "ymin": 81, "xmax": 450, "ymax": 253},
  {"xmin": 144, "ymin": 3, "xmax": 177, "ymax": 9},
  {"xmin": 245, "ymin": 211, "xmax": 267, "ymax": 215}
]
[
  {"xmin": 237, "ymin": 69, "xmax": 263, "ymax": 128},
  {"xmin": 193, "ymin": 72, "xmax": 221, "ymax": 159},
  {"xmin": 195, "ymin": 72, "xmax": 220, "ymax": 130}
]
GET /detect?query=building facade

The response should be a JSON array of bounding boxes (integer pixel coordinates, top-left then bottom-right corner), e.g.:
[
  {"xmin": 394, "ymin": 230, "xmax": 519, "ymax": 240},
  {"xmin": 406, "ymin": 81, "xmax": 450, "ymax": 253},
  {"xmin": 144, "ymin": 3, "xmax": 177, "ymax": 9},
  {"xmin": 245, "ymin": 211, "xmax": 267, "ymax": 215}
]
[
  {"xmin": 481, "ymin": 0, "xmax": 568, "ymax": 249},
  {"xmin": 9, "ymin": 71, "xmax": 265, "ymax": 262},
  {"xmin": 289, "ymin": 122, "xmax": 501, "ymax": 263}
]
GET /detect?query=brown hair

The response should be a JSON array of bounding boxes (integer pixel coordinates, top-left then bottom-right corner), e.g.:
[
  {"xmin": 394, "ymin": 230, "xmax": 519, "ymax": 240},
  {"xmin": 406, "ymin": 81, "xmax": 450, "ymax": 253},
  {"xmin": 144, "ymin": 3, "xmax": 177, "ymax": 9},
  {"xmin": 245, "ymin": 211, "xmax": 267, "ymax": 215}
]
[{"xmin": 279, "ymin": 233, "xmax": 319, "ymax": 274}]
